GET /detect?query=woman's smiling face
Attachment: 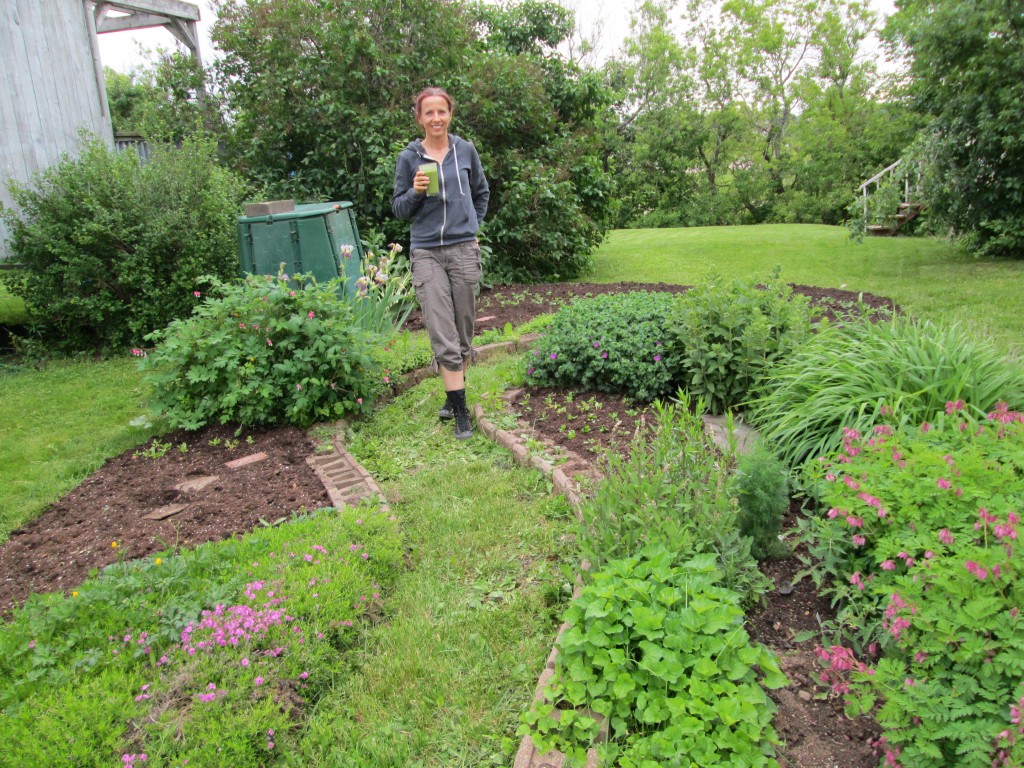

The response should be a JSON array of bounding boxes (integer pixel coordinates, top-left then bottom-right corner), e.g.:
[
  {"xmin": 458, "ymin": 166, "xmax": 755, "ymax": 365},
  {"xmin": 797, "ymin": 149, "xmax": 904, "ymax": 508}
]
[{"xmin": 416, "ymin": 95, "xmax": 452, "ymax": 141}]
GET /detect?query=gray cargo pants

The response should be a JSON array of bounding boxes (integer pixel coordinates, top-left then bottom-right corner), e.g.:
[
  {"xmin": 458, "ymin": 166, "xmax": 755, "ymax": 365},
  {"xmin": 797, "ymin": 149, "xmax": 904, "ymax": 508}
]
[{"xmin": 410, "ymin": 241, "xmax": 481, "ymax": 372}]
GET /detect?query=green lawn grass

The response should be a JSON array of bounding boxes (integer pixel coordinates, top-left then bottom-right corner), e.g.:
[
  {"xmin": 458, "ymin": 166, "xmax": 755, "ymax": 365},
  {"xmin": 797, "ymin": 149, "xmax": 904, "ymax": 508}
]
[
  {"xmin": 0, "ymin": 358, "xmax": 155, "ymax": 541},
  {"xmin": 0, "ymin": 277, "xmax": 28, "ymax": 325},
  {"xmin": 0, "ymin": 353, "xmax": 573, "ymax": 768},
  {"xmin": 591, "ymin": 224, "xmax": 1024, "ymax": 356}
]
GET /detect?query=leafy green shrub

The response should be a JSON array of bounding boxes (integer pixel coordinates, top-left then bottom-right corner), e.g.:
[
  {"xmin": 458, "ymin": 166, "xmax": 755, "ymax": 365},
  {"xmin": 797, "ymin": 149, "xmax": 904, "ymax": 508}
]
[
  {"xmin": 1, "ymin": 135, "xmax": 250, "ymax": 353},
  {"xmin": 805, "ymin": 404, "xmax": 1024, "ymax": 768},
  {"xmin": 579, "ymin": 395, "xmax": 769, "ymax": 606},
  {"xmin": 519, "ymin": 547, "xmax": 788, "ymax": 768},
  {"xmin": 748, "ymin": 315, "xmax": 1024, "ymax": 469},
  {"xmin": 664, "ymin": 269, "xmax": 813, "ymax": 415},
  {"xmin": 732, "ymin": 445, "xmax": 790, "ymax": 560},
  {"xmin": 140, "ymin": 271, "xmax": 383, "ymax": 430},
  {"xmin": 524, "ymin": 292, "xmax": 675, "ymax": 402}
]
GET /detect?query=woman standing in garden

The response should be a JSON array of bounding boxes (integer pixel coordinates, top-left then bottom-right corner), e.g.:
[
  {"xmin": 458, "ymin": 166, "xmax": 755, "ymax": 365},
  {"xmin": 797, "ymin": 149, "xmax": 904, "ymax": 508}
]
[{"xmin": 392, "ymin": 86, "xmax": 490, "ymax": 440}]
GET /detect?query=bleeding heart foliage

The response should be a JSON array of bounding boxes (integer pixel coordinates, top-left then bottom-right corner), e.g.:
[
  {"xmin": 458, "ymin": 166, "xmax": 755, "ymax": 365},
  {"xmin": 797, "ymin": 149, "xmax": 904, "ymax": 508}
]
[{"xmin": 805, "ymin": 402, "xmax": 1024, "ymax": 768}]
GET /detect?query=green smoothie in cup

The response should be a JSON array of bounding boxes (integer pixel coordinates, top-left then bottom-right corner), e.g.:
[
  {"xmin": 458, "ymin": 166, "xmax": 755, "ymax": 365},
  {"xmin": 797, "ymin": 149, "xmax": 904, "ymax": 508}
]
[{"xmin": 419, "ymin": 162, "xmax": 439, "ymax": 195}]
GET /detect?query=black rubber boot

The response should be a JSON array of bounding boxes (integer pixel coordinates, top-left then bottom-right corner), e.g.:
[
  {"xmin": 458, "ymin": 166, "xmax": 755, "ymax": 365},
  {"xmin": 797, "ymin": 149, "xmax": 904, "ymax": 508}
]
[
  {"xmin": 448, "ymin": 388, "xmax": 473, "ymax": 440},
  {"xmin": 438, "ymin": 391, "xmax": 454, "ymax": 421}
]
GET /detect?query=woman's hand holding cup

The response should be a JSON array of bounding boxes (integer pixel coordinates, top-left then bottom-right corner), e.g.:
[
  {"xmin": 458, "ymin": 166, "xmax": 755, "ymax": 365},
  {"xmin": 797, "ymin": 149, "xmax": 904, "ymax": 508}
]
[{"xmin": 413, "ymin": 169, "xmax": 430, "ymax": 194}]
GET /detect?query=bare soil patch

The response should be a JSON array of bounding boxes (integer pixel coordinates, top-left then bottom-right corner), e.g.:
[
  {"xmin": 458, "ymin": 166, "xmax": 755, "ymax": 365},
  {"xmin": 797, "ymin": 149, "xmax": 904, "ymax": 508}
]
[
  {"xmin": 0, "ymin": 424, "xmax": 329, "ymax": 614},
  {"xmin": 1, "ymin": 280, "xmax": 892, "ymax": 767}
]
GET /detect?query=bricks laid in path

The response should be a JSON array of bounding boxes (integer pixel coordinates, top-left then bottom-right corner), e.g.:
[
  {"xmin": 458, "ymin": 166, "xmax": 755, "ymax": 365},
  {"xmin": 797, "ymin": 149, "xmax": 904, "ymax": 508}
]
[
  {"xmin": 224, "ymin": 452, "xmax": 268, "ymax": 469},
  {"xmin": 306, "ymin": 445, "xmax": 387, "ymax": 510}
]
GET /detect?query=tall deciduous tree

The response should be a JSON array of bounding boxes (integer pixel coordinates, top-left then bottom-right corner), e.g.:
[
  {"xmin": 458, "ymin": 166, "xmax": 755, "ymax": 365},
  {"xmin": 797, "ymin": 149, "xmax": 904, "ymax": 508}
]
[
  {"xmin": 886, "ymin": 0, "xmax": 1024, "ymax": 257},
  {"xmin": 608, "ymin": 0, "xmax": 919, "ymax": 227}
]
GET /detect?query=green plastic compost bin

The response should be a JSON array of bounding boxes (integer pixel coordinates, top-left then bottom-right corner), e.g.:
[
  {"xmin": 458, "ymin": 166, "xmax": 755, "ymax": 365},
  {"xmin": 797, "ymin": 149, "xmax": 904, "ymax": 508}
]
[{"xmin": 237, "ymin": 201, "xmax": 365, "ymax": 296}]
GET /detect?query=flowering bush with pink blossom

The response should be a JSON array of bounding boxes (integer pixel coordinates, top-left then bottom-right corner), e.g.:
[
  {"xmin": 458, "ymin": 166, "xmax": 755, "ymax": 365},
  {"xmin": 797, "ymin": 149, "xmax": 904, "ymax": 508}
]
[{"xmin": 803, "ymin": 402, "xmax": 1024, "ymax": 767}]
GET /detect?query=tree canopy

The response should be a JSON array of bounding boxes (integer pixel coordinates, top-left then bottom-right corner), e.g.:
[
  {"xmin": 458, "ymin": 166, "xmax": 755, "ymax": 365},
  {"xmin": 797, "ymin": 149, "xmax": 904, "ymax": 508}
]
[
  {"xmin": 102, "ymin": 0, "xmax": 1024, "ymax": 275},
  {"xmin": 886, "ymin": 0, "xmax": 1024, "ymax": 257},
  {"xmin": 210, "ymin": 0, "xmax": 614, "ymax": 281}
]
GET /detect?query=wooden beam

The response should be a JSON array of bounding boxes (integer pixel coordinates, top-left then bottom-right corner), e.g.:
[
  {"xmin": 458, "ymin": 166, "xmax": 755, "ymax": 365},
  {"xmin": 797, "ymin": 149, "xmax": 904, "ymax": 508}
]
[
  {"xmin": 166, "ymin": 18, "xmax": 200, "ymax": 56},
  {"xmin": 103, "ymin": 0, "xmax": 200, "ymax": 22},
  {"xmin": 83, "ymin": 1, "xmax": 111, "ymax": 120},
  {"xmin": 96, "ymin": 12, "xmax": 171, "ymax": 33}
]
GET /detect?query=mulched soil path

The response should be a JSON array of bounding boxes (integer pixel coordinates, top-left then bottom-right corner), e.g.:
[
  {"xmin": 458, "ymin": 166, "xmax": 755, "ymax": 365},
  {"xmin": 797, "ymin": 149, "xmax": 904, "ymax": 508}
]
[{"xmin": 0, "ymin": 281, "xmax": 894, "ymax": 767}]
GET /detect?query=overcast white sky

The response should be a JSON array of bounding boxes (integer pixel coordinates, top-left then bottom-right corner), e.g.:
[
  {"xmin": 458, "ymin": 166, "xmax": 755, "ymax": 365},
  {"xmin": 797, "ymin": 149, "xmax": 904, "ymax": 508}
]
[{"xmin": 97, "ymin": 0, "xmax": 898, "ymax": 74}]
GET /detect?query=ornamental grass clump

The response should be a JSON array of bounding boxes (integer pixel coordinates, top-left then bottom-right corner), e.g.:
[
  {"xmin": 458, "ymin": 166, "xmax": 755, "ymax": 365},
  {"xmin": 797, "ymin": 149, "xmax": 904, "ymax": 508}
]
[
  {"xmin": 524, "ymin": 292, "xmax": 676, "ymax": 402},
  {"xmin": 664, "ymin": 269, "xmax": 813, "ymax": 415},
  {"xmin": 748, "ymin": 315, "xmax": 1024, "ymax": 470},
  {"xmin": 140, "ymin": 270, "xmax": 383, "ymax": 429},
  {"xmin": 803, "ymin": 403, "xmax": 1024, "ymax": 768},
  {"xmin": 519, "ymin": 547, "xmax": 788, "ymax": 768}
]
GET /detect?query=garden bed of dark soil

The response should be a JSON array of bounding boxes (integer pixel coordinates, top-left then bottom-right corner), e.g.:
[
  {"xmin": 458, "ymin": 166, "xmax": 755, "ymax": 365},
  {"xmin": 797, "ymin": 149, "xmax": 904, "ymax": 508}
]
[
  {"xmin": 406, "ymin": 280, "xmax": 898, "ymax": 334},
  {"xmin": 0, "ymin": 281, "xmax": 892, "ymax": 767}
]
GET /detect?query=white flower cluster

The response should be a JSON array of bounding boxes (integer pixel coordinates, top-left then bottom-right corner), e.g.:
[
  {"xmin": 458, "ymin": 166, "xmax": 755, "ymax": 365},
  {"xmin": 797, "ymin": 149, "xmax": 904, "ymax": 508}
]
[{"xmin": 356, "ymin": 244, "xmax": 405, "ymax": 294}]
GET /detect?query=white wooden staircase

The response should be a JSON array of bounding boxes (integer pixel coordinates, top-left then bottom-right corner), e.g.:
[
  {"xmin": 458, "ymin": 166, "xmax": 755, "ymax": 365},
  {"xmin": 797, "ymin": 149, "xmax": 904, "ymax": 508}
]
[{"xmin": 857, "ymin": 160, "xmax": 924, "ymax": 236}]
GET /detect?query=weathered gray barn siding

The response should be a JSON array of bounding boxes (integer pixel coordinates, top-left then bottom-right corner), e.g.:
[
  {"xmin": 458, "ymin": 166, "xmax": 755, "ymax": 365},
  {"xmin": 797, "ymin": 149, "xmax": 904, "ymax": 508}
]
[{"xmin": 0, "ymin": 0, "xmax": 112, "ymax": 262}]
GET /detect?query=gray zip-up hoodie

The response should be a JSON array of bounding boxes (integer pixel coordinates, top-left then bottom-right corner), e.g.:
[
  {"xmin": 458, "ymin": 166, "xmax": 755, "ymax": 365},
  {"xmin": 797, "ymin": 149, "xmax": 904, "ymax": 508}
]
[{"xmin": 391, "ymin": 134, "xmax": 489, "ymax": 250}]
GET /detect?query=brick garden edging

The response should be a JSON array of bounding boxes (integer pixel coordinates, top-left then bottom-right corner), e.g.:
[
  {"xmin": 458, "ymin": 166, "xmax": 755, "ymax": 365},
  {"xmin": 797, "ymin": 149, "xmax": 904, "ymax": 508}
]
[{"xmin": 474, "ymin": 395, "xmax": 601, "ymax": 768}]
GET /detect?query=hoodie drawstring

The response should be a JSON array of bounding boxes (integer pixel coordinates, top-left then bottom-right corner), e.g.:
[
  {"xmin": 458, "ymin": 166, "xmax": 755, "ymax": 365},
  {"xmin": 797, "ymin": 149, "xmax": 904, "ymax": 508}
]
[{"xmin": 453, "ymin": 142, "xmax": 464, "ymax": 196}]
